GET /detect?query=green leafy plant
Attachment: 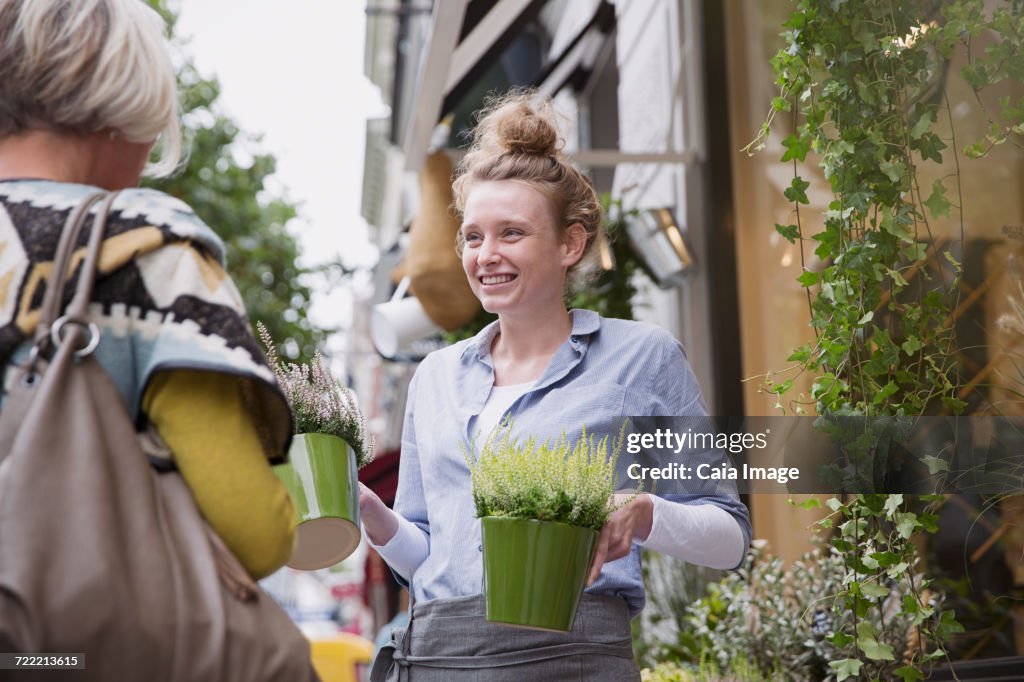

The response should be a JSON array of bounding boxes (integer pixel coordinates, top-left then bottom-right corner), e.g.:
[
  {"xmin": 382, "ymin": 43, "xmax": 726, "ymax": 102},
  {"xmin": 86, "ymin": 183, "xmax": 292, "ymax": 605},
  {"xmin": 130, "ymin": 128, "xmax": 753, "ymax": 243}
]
[
  {"xmin": 259, "ymin": 322, "xmax": 374, "ymax": 467},
  {"xmin": 568, "ymin": 196, "xmax": 644, "ymax": 319},
  {"xmin": 633, "ymin": 553, "xmax": 724, "ymax": 669},
  {"xmin": 743, "ymin": 0, "xmax": 1024, "ymax": 676},
  {"xmin": 641, "ymin": 658, "xmax": 768, "ymax": 682},
  {"xmin": 636, "ymin": 541, "xmax": 940, "ymax": 682},
  {"xmin": 464, "ymin": 422, "xmax": 629, "ymax": 531}
]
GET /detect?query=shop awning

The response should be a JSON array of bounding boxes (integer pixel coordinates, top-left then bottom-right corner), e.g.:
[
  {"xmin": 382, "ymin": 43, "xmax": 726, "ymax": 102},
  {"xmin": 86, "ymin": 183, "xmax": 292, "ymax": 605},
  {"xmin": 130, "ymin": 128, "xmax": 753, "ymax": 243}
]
[{"xmin": 397, "ymin": 0, "xmax": 622, "ymax": 171}]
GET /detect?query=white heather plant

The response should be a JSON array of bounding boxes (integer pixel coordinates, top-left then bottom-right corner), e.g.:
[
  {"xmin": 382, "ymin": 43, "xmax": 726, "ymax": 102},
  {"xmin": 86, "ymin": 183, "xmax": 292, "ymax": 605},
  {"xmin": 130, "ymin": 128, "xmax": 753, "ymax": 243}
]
[
  {"xmin": 464, "ymin": 421, "xmax": 631, "ymax": 531},
  {"xmin": 258, "ymin": 322, "xmax": 374, "ymax": 467}
]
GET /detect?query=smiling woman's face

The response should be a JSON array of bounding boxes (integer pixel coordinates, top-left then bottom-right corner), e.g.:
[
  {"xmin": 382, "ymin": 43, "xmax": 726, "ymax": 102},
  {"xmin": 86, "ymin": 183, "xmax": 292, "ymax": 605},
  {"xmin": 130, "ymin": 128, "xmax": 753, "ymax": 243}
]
[{"xmin": 460, "ymin": 180, "xmax": 579, "ymax": 318}]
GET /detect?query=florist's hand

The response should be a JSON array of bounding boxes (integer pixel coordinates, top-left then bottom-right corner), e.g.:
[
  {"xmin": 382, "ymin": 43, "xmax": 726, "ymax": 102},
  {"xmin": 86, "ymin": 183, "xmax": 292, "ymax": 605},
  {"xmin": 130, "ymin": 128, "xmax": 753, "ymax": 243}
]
[
  {"xmin": 358, "ymin": 482, "xmax": 399, "ymax": 546},
  {"xmin": 586, "ymin": 493, "xmax": 654, "ymax": 587}
]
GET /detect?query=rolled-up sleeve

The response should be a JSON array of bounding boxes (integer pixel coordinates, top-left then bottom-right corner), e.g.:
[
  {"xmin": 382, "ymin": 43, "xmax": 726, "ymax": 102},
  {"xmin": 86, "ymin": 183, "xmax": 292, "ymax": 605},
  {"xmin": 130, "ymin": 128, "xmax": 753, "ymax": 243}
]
[
  {"xmin": 639, "ymin": 332, "xmax": 752, "ymax": 569},
  {"xmin": 387, "ymin": 367, "xmax": 432, "ymax": 585}
]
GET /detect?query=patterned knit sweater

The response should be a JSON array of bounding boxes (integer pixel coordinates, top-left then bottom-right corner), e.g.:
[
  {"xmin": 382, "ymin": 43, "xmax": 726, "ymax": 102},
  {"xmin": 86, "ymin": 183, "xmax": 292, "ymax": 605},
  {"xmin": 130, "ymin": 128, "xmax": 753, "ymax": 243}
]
[{"xmin": 0, "ymin": 179, "xmax": 290, "ymax": 462}]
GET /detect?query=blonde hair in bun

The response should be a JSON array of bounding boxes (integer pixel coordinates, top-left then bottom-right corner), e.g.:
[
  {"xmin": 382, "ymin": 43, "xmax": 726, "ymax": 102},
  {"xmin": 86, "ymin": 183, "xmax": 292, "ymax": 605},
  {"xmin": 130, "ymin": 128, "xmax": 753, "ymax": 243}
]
[{"xmin": 453, "ymin": 89, "xmax": 603, "ymax": 294}]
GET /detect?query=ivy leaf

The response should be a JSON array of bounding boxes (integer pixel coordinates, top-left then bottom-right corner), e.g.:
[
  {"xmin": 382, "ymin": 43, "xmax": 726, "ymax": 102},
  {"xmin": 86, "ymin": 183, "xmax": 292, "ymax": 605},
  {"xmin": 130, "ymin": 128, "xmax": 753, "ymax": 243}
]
[
  {"xmin": 858, "ymin": 311, "xmax": 874, "ymax": 325},
  {"xmin": 868, "ymin": 551, "xmax": 897, "ymax": 568},
  {"xmin": 913, "ymin": 132, "xmax": 947, "ymax": 163},
  {"xmin": 942, "ymin": 396, "xmax": 968, "ymax": 414},
  {"xmin": 826, "ymin": 497, "xmax": 844, "ymax": 512},
  {"xmin": 963, "ymin": 62, "xmax": 989, "ymax": 88},
  {"xmin": 787, "ymin": 342, "xmax": 813, "ymax": 362},
  {"xmin": 886, "ymin": 561, "xmax": 909, "ymax": 580},
  {"xmin": 900, "ymin": 242, "xmax": 928, "ymax": 262},
  {"xmin": 963, "ymin": 140, "xmax": 987, "ymax": 158},
  {"xmin": 910, "ymin": 110, "xmax": 935, "ymax": 140},
  {"xmin": 887, "ymin": 267, "xmax": 909, "ymax": 288},
  {"xmin": 894, "ymin": 665, "xmax": 925, "ymax": 682},
  {"xmin": 829, "ymin": 658, "xmax": 864, "ymax": 681},
  {"xmin": 872, "ymin": 381, "xmax": 899, "ymax": 405},
  {"xmin": 797, "ymin": 270, "xmax": 820, "ymax": 287},
  {"xmin": 924, "ymin": 180, "xmax": 950, "ymax": 219},
  {"xmin": 775, "ymin": 223, "xmax": 800, "ymax": 243},
  {"xmin": 861, "ymin": 582, "xmax": 891, "ymax": 599},
  {"xmin": 828, "ymin": 631, "xmax": 855, "ymax": 648},
  {"xmin": 883, "ymin": 494, "xmax": 904, "ymax": 518},
  {"xmin": 936, "ymin": 609, "xmax": 965, "ymax": 638},
  {"xmin": 858, "ymin": 636, "xmax": 895, "ymax": 661},
  {"xmin": 796, "ymin": 497, "xmax": 822, "ymax": 510},
  {"xmin": 781, "ymin": 133, "xmax": 811, "ymax": 162},
  {"xmin": 782, "ymin": 11, "xmax": 807, "ymax": 30},
  {"xmin": 785, "ymin": 176, "xmax": 811, "ymax": 204},
  {"xmin": 895, "ymin": 512, "xmax": 919, "ymax": 539},
  {"xmin": 879, "ymin": 159, "xmax": 906, "ymax": 183},
  {"xmin": 902, "ymin": 336, "xmax": 922, "ymax": 355},
  {"xmin": 856, "ymin": 621, "xmax": 879, "ymax": 640},
  {"xmin": 921, "ymin": 455, "xmax": 949, "ymax": 474},
  {"xmin": 881, "ymin": 211, "xmax": 913, "ymax": 242},
  {"xmin": 919, "ymin": 512, "xmax": 940, "ymax": 533}
]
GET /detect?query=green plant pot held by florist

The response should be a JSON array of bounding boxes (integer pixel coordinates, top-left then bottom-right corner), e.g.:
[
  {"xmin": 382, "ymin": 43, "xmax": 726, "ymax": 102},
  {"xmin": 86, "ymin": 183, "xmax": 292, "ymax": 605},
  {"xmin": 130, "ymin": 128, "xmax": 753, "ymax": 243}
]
[
  {"xmin": 466, "ymin": 422, "xmax": 630, "ymax": 631},
  {"xmin": 260, "ymin": 323, "xmax": 374, "ymax": 570}
]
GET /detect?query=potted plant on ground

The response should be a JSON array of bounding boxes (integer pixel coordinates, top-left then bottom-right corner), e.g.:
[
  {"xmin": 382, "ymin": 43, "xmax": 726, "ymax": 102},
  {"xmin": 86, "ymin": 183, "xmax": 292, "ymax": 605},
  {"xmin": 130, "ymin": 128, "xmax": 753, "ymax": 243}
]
[
  {"xmin": 259, "ymin": 323, "xmax": 374, "ymax": 570},
  {"xmin": 465, "ymin": 422, "xmax": 629, "ymax": 631}
]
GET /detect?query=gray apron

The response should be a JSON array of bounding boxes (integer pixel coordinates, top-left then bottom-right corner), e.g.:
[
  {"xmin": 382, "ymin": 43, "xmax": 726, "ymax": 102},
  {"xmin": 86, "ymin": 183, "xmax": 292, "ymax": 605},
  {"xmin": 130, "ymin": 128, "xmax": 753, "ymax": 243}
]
[{"xmin": 370, "ymin": 594, "xmax": 640, "ymax": 681}]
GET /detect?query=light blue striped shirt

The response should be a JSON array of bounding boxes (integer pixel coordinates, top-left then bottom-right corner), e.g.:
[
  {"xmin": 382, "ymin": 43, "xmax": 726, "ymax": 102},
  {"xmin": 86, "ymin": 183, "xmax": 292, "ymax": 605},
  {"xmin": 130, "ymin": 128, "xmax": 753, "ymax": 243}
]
[{"xmin": 392, "ymin": 309, "xmax": 751, "ymax": 616}]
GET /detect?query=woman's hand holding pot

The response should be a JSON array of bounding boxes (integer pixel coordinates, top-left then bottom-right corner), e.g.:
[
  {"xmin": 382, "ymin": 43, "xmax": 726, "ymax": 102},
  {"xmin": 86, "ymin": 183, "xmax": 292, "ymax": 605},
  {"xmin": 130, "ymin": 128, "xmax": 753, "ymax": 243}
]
[
  {"xmin": 586, "ymin": 493, "xmax": 654, "ymax": 586},
  {"xmin": 358, "ymin": 482, "xmax": 399, "ymax": 546}
]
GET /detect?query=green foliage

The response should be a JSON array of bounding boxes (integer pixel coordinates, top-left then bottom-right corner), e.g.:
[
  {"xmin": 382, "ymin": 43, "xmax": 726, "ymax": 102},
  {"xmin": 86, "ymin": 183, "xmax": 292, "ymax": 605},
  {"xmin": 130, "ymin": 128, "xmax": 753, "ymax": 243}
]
[
  {"xmin": 464, "ymin": 421, "xmax": 628, "ymax": 531},
  {"xmin": 744, "ymin": 1, "xmax": 1024, "ymax": 675},
  {"xmin": 755, "ymin": 0, "xmax": 1023, "ymax": 418},
  {"xmin": 143, "ymin": 0, "xmax": 324, "ymax": 362},
  {"xmin": 635, "ymin": 542, "xmax": 938, "ymax": 682},
  {"xmin": 633, "ymin": 553, "xmax": 724, "ymax": 669},
  {"xmin": 641, "ymin": 657, "xmax": 770, "ymax": 682},
  {"xmin": 755, "ymin": 0, "xmax": 971, "ymax": 418},
  {"xmin": 568, "ymin": 197, "xmax": 643, "ymax": 319}
]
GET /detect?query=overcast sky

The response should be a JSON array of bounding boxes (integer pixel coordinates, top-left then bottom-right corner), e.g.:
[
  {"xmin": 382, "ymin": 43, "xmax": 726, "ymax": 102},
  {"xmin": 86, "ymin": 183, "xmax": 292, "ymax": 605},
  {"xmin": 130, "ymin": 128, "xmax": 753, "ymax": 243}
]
[{"xmin": 175, "ymin": 0, "xmax": 386, "ymax": 333}]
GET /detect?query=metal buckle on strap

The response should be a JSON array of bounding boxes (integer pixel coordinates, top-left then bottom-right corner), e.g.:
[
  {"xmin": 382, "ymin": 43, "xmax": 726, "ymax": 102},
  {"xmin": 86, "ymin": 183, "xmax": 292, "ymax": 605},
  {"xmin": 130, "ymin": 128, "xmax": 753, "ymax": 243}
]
[{"xmin": 50, "ymin": 315, "xmax": 100, "ymax": 358}]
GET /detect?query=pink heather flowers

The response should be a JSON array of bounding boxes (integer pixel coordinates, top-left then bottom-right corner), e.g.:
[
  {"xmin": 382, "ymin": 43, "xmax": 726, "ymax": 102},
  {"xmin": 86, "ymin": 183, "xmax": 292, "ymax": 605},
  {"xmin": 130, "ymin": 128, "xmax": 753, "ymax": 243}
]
[{"xmin": 258, "ymin": 323, "xmax": 374, "ymax": 467}]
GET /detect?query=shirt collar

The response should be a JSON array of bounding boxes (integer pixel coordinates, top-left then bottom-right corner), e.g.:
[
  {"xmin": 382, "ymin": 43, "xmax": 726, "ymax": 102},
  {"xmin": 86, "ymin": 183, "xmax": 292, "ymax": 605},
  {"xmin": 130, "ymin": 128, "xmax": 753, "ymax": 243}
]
[{"xmin": 461, "ymin": 309, "xmax": 601, "ymax": 363}]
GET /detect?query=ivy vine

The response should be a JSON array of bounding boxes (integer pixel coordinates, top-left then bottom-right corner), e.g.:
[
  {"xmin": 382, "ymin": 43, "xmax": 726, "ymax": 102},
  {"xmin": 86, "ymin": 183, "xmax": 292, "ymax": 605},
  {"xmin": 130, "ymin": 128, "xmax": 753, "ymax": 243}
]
[{"xmin": 752, "ymin": 1, "xmax": 1022, "ymax": 679}]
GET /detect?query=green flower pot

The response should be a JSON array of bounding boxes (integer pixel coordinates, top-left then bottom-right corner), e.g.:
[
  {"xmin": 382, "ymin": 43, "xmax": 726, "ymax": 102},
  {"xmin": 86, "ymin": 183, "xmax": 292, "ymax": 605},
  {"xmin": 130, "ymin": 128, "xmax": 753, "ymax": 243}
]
[
  {"xmin": 273, "ymin": 433, "xmax": 360, "ymax": 570},
  {"xmin": 481, "ymin": 516, "xmax": 599, "ymax": 631}
]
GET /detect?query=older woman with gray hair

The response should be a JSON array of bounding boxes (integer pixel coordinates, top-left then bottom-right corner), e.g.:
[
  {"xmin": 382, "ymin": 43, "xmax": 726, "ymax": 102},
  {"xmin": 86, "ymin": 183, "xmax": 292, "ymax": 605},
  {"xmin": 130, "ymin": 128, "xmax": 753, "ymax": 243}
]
[{"xmin": 0, "ymin": 0, "xmax": 302, "ymax": 628}]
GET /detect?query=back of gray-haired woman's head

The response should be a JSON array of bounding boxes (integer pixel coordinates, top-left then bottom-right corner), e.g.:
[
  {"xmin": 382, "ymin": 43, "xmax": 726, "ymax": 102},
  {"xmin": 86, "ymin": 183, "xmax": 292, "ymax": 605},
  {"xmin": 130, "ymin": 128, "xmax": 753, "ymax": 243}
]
[{"xmin": 0, "ymin": 0, "xmax": 182, "ymax": 176}]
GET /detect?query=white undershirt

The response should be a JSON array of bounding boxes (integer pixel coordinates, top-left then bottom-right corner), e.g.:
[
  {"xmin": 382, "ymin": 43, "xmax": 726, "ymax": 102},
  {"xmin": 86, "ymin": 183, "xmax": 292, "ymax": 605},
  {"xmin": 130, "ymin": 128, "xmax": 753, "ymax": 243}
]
[
  {"xmin": 366, "ymin": 381, "xmax": 533, "ymax": 581},
  {"xmin": 471, "ymin": 380, "xmax": 533, "ymax": 441}
]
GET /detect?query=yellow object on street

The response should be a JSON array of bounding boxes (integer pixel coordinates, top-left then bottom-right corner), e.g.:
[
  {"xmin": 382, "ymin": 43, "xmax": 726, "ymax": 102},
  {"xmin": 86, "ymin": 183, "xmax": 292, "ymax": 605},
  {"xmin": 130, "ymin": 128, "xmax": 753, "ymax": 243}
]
[{"xmin": 310, "ymin": 633, "xmax": 375, "ymax": 682}]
